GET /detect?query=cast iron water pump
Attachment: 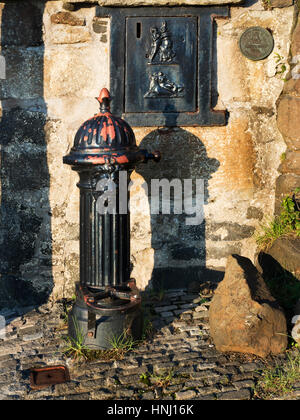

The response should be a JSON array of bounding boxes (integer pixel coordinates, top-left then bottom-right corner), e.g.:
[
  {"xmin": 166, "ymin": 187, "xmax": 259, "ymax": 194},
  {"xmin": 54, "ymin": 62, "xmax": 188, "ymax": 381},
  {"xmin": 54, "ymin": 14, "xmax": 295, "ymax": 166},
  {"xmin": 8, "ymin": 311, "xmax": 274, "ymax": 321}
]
[{"xmin": 63, "ymin": 88, "xmax": 160, "ymax": 349}]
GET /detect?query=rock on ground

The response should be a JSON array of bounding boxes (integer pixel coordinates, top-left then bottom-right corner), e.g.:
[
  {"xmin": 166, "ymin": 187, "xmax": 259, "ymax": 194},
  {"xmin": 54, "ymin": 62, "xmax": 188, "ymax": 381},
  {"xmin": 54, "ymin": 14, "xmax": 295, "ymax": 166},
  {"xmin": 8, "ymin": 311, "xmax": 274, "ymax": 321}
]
[
  {"xmin": 257, "ymin": 237, "xmax": 300, "ymax": 281},
  {"xmin": 292, "ymin": 299, "xmax": 300, "ymax": 346},
  {"xmin": 209, "ymin": 255, "xmax": 287, "ymax": 358}
]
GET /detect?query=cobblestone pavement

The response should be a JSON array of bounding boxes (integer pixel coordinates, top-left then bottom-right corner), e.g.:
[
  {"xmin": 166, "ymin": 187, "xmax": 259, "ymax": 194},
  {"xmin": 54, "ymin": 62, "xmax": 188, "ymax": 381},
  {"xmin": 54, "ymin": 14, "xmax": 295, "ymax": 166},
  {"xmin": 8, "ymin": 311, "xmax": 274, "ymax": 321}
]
[{"xmin": 0, "ymin": 285, "xmax": 299, "ymax": 401}]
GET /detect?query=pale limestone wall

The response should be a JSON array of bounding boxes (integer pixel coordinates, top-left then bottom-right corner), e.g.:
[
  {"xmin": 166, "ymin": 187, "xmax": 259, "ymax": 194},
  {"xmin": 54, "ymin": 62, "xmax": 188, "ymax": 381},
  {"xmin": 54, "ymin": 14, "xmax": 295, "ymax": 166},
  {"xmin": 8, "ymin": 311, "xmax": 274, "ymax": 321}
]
[
  {"xmin": 0, "ymin": 0, "xmax": 296, "ymax": 307},
  {"xmin": 43, "ymin": 2, "xmax": 110, "ymax": 300}
]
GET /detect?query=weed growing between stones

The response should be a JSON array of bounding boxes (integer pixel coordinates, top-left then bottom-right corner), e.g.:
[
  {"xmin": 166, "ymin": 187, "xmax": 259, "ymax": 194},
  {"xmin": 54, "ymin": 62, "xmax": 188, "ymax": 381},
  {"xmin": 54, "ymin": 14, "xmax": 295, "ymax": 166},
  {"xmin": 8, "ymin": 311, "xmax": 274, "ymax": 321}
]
[
  {"xmin": 61, "ymin": 299, "xmax": 157, "ymax": 363},
  {"xmin": 108, "ymin": 329, "xmax": 138, "ymax": 353},
  {"xmin": 255, "ymin": 190, "xmax": 300, "ymax": 250},
  {"xmin": 62, "ymin": 316, "xmax": 90, "ymax": 362},
  {"xmin": 139, "ymin": 368, "xmax": 185, "ymax": 390},
  {"xmin": 254, "ymin": 349, "xmax": 300, "ymax": 399},
  {"xmin": 63, "ymin": 327, "xmax": 140, "ymax": 363}
]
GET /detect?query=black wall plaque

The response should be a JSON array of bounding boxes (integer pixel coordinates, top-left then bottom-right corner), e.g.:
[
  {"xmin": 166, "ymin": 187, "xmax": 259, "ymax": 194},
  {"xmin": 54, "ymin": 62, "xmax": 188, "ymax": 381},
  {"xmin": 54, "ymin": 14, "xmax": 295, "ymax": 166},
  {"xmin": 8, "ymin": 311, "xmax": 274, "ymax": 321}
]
[{"xmin": 96, "ymin": 7, "xmax": 229, "ymax": 127}]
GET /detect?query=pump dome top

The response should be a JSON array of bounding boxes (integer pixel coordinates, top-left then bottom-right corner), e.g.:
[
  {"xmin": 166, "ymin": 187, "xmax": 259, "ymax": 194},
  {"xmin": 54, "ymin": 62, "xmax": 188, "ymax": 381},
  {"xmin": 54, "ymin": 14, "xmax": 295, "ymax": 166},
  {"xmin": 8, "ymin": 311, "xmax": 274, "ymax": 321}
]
[{"xmin": 63, "ymin": 88, "xmax": 148, "ymax": 167}]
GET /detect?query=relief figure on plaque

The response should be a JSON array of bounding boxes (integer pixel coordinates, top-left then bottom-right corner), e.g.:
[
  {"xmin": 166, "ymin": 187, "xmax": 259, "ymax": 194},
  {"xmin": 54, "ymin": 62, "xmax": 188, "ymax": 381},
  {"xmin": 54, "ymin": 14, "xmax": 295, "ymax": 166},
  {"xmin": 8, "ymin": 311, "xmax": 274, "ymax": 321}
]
[
  {"xmin": 146, "ymin": 21, "xmax": 176, "ymax": 64},
  {"xmin": 145, "ymin": 71, "xmax": 184, "ymax": 98},
  {"xmin": 159, "ymin": 21, "xmax": 176, "ymax": 62},
  {"xmin": 148, "ymin": 27, "xmax": 161, "ymax": 63}
]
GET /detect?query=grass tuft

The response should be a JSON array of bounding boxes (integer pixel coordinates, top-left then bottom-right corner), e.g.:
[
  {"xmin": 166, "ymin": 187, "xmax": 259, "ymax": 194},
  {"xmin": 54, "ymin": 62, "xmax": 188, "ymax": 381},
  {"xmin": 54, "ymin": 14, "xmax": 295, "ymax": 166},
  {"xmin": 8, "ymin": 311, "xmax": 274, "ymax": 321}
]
[
  {"xmin": 108, "ymin": 329, "xmax": 137, "ymax": 353},
  {"xmin": 140, "ymin": 369, "xmax": 176, "ymax": 389},
  {"xmin": 63, "ymin": 325, "xmax": 139, "ymax": 363},
  {"xmin": 63, "ymin": 317, "xmax": 90, "ymax": 362},
  {"xmin": 254, "ymin": 349, "xmax": 300, "ymax": 399},
  {"xmin": 255, "ymin": 190, "xmax": 300, "ymax": 251}
]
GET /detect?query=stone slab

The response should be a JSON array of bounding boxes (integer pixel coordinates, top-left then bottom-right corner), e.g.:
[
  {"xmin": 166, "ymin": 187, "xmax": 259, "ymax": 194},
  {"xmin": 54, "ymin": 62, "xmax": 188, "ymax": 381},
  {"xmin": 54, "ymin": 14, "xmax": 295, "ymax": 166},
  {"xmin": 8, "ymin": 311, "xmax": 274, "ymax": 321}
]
[
  {"xmin": 278, "ymin": 96, "xmax": 300, "ymax": 141},
  {"xmin": 209, "ymin": 255, "xmax": 288, "ymax": 358},
  {"xmin": 257, "ymin": 237, "xmax": 300, "ymax": 280},
  {"xmin": 268, "ymin": 0, "xmax": 294, "ymax": 7},
  {"xmin": 64, "ymin": 0, "xmax": 244, "ymax": 4}
]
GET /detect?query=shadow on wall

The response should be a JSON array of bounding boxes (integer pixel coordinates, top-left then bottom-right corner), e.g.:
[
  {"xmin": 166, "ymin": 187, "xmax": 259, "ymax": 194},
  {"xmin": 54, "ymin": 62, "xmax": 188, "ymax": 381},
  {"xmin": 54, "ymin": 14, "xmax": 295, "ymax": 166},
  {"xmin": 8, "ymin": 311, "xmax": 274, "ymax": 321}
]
[
  {"xmin": 132, "ymin": 13, "xmax": 226, "ymax": 291},
  {"xmin": 135, "ymin": 127, "xmax": 225, "ymax": 291},
  {"xmin": 0, "ymin": 1, "xmax": 53, "ymax": 310}
]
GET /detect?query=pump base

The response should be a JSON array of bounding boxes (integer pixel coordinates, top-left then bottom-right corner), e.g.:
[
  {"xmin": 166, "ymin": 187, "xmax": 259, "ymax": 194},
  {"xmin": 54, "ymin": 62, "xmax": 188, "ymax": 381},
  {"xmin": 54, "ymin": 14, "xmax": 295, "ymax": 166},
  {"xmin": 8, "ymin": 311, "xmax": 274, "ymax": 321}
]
[{"xmin": 68, "ymin": 283, "xmax": 143, "ymax": 350}]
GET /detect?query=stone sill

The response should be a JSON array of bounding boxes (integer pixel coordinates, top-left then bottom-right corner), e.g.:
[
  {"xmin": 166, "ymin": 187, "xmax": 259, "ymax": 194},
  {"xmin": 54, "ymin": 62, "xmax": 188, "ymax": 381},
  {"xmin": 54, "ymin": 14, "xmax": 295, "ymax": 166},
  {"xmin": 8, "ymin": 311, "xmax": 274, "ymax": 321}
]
[{"xmin": 63, "ymin": 0, "xmax": 244, "ymax": 6}]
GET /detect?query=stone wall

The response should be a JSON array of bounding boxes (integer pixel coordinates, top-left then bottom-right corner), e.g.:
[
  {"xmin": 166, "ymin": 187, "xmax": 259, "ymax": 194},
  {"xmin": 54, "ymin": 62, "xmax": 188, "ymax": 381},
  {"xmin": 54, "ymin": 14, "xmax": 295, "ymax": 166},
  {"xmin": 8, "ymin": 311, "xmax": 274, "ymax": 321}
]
[
  {"xmin": 276, "ymin": 10, "xmax": 300, "ymax": 213},
  {"xmin": 0, "ymin": 0, "xmax": 298, "ymax": 308}
]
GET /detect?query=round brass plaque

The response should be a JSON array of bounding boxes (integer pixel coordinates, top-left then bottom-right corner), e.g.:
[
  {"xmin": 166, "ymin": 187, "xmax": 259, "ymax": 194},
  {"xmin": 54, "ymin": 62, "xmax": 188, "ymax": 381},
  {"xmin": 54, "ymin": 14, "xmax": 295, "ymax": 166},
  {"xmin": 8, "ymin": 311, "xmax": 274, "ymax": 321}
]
[{"xmin": 239, "ymin": 27, "xmax": 274, "ymax": 61}]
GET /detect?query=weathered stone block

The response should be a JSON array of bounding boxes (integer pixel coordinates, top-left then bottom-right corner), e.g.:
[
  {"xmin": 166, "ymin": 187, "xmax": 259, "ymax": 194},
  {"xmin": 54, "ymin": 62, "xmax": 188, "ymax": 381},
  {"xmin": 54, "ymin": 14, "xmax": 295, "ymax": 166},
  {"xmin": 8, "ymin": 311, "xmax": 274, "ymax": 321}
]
[
  {"xmin": 68, "ymin": 0, "xmax": 243, "ymax": 3},
  {"xmin": 44, "ymin": 45, "xmax": 107, "ymax": 99},
  {"xmin": 50, "ymin": 11, "xmax": 85, "ymax": 26},
  {"xmin": 268, "ymin": 0, "xmax": 294, "ymax": 8},
  {"xmin": 282, "ymin": 136, "xmax": 300, "ymax": 152},
  {"xmin": 291, "ymin": 14, "xmax": 300, "ymax": 57},
  {"xmin": 0, "ymin": 273, "xmax": 52, "ymax": 309},
  {"xmin": 217, "ymin": 37, "xmax": 250, "ymax": 104},
  {"xmin": 0, "ymin": 109, "xmax": 46, "ymax": 146},
  {"xmin": 246, "ymin": 207, "xmax": 264, "ymax": 221},
  {"xmin": 275, "ymin": 174, "xmax": 300, "ymax": 213},
  {"xmin": 171, "ymin": 246, "xmax": 200, "ymax": 261},
  {"xmin": 0, "ymin": 107, "xmax": 52, "ymax": 308},
  {"xmin": 209, "ymin": 255, "xmax": 287, "ymax": 357},
  {"xmin": 217, "ymin": 389, "xmax": 251, "ymax": 400},
  {"xmin": 206, "ymin": 243, "xmax": 242, "ymax": 260},
  {"xmin": 1, "ymin": 148, "xmax": 49, "ymax": 191},
  {"xmin": 0, "ymin": 208, "xmax": 42, "ymax": 269},
  {"xmin": 283, "ymin": 78, "xmax": 300, "ymax": 96},
  {"xmin": 0, "ymin": 2, "xmax": 43, "ymax": 47},
  {"xmin": 207, "ymin": 223, "xmax": 255, "ymax": 241},
  {"xmin": 92, "ymin": 17, "xmax": 108, "ymax": 34},
  {"xmin": 0, "ymin": 47, "xmax": 44, "ymax": 100},
  {"xmin": 257, "ymin": 237, "xmax": 300, "ymax": 280},
  {"xmin": 175, "ymin": 389, "xmax": 197, "ymax": 400},
  {"xmin": 50, "ymin": 25, "xmax": 92, "ymax": 44},
  {"xmin": 277, "ymin": 96, "xmax": 300, "ymax": 141},
  {"xmin": 62, "ymin": 2, "xmax": 76, "ymax": 11},
  {"xmin": 279, "ymin": 150, "xmax": 300, "ymax": 176}
]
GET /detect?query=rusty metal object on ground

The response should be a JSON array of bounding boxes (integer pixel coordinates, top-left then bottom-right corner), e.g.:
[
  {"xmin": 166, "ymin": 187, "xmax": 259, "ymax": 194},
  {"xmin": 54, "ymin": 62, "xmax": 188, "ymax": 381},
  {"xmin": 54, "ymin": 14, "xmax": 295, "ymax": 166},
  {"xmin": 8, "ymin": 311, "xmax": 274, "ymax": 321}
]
[{"xmin": 30, "ymin": 365, "xmax": 70, "ymax": 390}]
